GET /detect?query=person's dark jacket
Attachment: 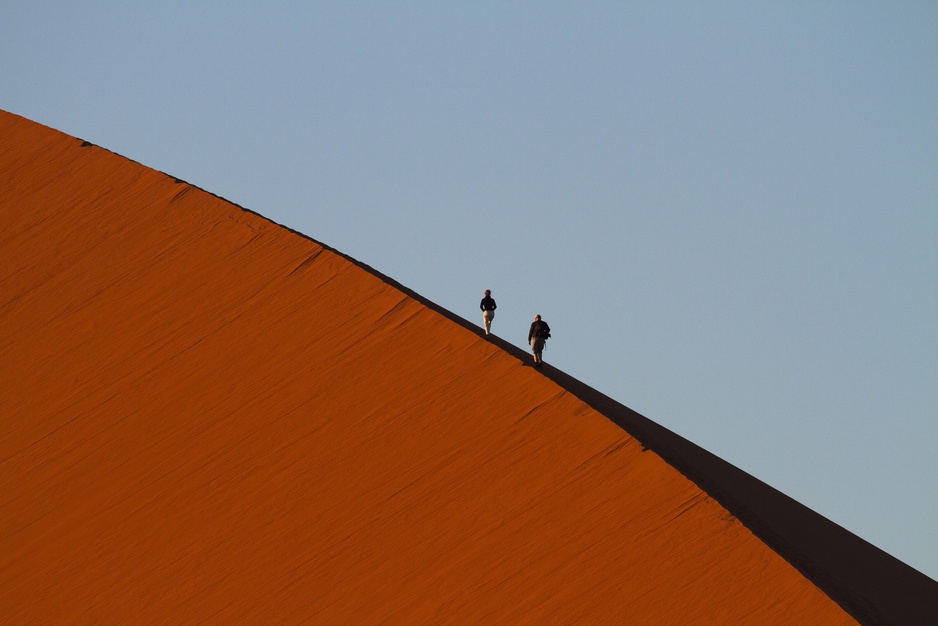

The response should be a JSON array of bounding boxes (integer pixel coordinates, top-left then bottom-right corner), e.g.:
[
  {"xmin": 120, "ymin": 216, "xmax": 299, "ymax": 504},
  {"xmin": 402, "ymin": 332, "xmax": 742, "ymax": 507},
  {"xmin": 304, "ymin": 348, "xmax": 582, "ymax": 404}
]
[
  {"xmin": 528, "ymin": 320, "xmax": 551, "ymax": 342},
  {"xmin": 480, "ymin": 296, "xmax": 497, "ymax": 312}
]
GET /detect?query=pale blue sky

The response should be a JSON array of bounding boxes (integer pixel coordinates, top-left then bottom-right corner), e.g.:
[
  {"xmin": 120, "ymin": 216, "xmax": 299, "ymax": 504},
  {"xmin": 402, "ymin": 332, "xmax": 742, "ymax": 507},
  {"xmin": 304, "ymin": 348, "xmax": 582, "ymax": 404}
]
[{"xmin": 3, "ymin": 2, "xmax": 936, "ymax": 580}]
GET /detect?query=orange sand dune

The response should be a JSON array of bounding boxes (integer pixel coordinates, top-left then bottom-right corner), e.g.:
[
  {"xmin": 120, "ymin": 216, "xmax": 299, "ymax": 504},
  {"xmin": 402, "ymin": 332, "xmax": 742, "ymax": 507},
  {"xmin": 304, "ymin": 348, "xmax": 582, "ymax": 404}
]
[{"xmin": 1, "ymin": 110, "xmax": 934, "ymax": 624}]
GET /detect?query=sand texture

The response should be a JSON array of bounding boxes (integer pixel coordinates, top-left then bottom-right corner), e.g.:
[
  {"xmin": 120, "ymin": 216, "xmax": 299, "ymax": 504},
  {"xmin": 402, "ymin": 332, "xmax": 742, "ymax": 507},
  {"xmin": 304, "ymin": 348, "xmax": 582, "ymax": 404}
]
[{"xmin": 2, "ymin": 110, "xmax": 934, "ymax": 624}]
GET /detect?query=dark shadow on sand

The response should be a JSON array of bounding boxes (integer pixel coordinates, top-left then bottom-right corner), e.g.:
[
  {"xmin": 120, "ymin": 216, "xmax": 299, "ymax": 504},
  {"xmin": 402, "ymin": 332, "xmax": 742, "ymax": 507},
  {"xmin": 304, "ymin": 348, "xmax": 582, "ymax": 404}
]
[
  {"xmin": 303, "ymin": 239, "xmax": 938, "ymax": 624},
  {"xmin": 325, "ymin": 263, "xmax": 938, "ymax": 626}
]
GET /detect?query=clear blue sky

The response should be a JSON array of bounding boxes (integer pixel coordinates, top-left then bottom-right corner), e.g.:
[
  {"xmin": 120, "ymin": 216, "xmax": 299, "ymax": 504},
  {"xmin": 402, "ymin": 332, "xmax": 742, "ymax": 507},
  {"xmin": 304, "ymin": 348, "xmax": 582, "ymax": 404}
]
[{"xmin": 4, "ymin": 2, "xmax": 936, "ymax": 580}]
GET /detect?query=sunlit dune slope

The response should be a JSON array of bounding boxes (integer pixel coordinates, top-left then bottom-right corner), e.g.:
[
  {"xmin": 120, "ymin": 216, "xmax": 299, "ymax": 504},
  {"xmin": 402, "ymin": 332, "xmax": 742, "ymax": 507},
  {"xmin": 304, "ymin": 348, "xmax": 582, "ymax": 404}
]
[{"xmin": 0, "ymin": 110, "xmax": 930, "ymax": 624}]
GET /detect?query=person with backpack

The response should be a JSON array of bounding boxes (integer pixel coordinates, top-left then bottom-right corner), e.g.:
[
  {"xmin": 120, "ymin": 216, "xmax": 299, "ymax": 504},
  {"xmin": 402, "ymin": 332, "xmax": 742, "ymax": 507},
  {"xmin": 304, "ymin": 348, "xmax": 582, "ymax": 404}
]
[
  {"xmin": 527, "ymin": 314, "xmax": 551, "ymax": 368},
  {"xmin": 480, "ymin": 289, "xmax": 497, "ymax": 335}
]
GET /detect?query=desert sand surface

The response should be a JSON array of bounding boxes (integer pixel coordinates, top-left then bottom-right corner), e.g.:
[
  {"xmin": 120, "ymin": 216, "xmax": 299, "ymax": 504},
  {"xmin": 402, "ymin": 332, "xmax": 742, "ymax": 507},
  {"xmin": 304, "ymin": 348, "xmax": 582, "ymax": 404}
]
[{"xmin": 1, "ymin": 109, "xmax": 934, "ymax": 624}]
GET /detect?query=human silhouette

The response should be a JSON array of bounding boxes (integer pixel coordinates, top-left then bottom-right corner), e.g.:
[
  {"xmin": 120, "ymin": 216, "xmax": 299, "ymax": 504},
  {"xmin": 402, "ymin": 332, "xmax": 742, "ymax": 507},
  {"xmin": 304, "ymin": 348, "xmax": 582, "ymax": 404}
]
[
  {"xmin": 527, "ymin": 314, "xmax": 551, "ymax": 368},
  {"xmin": 480, "ymin": 289, "xmax": 497, "ymax": 335}
]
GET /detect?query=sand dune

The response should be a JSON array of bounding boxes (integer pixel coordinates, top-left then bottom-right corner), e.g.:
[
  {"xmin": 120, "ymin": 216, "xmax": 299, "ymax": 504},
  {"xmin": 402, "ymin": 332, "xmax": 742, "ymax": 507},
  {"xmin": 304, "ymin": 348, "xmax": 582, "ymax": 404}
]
[{"xmin": 1, "ymin": 110, "xmax": 934, "ymax": 624}]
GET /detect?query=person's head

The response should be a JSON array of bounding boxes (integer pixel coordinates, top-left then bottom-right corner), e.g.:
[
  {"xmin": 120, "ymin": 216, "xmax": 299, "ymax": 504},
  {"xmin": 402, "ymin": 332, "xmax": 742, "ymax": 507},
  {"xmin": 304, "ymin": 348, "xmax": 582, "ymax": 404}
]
[
  {"xmin": 484, "ymin": 289, "xmax": 491, "ymax": 296},
  {"xmin": 534, "ymin": 314, "xmax": 541, "ymax": 321}
]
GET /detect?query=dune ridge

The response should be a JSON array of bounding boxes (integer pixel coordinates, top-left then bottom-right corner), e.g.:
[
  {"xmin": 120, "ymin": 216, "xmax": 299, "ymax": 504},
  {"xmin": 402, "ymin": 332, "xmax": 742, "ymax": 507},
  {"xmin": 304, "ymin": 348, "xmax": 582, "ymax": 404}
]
[{"xmin": 1, "ymin": 109, "xmax": 934, "ymax": 624}]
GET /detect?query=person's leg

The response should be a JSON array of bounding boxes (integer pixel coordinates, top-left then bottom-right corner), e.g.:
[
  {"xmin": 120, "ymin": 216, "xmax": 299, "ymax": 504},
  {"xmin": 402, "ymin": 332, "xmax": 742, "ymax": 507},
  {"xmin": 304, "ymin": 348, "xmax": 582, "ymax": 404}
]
[
  {"xmin": 483, "ymin": 310, "xmax": 494, "ymax": 334},
  {"xmin": 533, "ymin": 337, "xmax": 545, "ymax": 366}
]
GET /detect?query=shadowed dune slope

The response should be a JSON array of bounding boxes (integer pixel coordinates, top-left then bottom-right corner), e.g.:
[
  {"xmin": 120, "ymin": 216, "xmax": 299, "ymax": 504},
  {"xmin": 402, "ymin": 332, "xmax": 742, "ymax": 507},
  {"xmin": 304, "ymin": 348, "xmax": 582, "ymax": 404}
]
[{"xmin": 1, "ymin": 110, "xmax": 933, "ymax": 624}]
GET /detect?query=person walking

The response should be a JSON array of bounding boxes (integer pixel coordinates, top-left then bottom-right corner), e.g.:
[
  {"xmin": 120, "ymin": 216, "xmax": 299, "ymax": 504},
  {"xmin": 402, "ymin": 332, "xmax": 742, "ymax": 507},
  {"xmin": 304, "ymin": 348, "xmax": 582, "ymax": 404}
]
[
  {"xmin": 527, "ymin": 314, "xmax": 551, "ymax": 368},
  {"xmin": 480, "ymin": 289, "xmax": 497, "ymax": 335}
]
